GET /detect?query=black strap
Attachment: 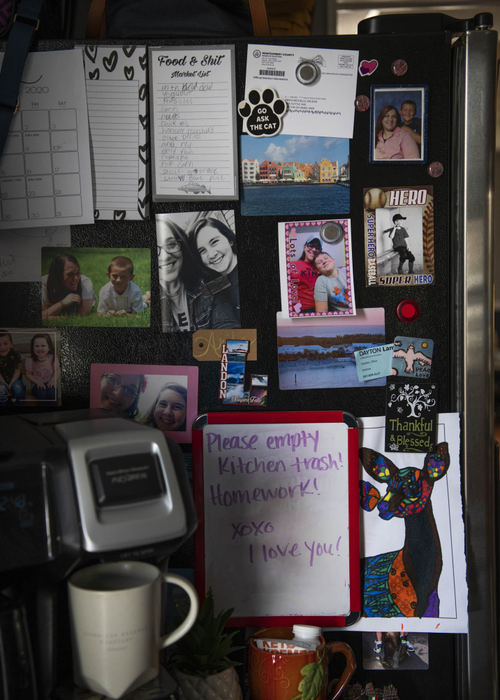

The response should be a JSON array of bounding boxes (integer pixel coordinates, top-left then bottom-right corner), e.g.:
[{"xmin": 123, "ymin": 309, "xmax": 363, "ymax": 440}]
[{"xmin": 0, "ymin": 0, "xmax": 44, "ymax": 157}]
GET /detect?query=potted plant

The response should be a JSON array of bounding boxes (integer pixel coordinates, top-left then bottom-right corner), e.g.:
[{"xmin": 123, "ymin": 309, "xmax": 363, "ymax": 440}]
[{"xmin": 167, "ymin": 588, "xmax": 244, "ymax": 700}]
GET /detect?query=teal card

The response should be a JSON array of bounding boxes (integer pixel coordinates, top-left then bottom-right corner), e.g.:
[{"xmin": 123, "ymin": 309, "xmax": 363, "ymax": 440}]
[{"xmin": 355, "ymin": 343, "xmax": 394, "ymax": 383}]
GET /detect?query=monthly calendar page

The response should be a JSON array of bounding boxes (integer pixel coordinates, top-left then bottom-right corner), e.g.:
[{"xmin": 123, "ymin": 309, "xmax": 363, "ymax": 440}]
[{"xmin": 0, "ymin": 49, "xmax": 94, "ymax": 229}]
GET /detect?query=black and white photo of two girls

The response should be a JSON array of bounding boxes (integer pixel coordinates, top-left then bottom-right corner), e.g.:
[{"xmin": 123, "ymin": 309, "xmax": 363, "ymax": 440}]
[{"xmin": 156, "ymin": 210, "xmax": 240, "ymax": 333}]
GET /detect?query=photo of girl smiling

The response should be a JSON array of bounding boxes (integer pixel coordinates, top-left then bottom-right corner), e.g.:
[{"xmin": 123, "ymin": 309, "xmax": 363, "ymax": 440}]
[
  {"xmin": 190, "ymin": 216, "xmax": 240, "ymax": 319},
  {"xmin": 156, "ymin": 211, "xmax": 240, "ymax": 333}
]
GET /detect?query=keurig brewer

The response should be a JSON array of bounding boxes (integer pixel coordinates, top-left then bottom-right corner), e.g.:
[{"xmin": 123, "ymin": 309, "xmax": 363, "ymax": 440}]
[{"xmin": 0, "ymin": 410, "xmax": 197, "ymax": 699}]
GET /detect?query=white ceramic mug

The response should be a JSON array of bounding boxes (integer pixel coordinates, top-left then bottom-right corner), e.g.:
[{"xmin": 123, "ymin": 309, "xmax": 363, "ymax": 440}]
[{"xmin": 68, "ymin": 560, "xmax": 198, "ymax": 699}]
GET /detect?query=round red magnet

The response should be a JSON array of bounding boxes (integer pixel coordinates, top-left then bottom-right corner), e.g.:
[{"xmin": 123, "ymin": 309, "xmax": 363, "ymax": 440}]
[
  {"xmin": 396, "ymin": 299, "xmax": 420, "ymax": 322},
  {"xmin": 355, "ymin": 94, "xmax": 370, "ymax": 111},
  {"xmin": 391, "ymin": 59, "xmax": 408, "ymax": 76},
  {"xmin": 428, "ymin": 161, "xmax": 444, "ymax": 178}
]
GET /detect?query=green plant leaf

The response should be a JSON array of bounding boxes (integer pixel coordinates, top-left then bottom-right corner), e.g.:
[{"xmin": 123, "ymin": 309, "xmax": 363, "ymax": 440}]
[
  {"xmin": 290, "ymin": 660, "xmax": 326, "ymax": 700},
  {"xmin": 166, "ymin": 588, "xmax": 244, "ymax": 678}
]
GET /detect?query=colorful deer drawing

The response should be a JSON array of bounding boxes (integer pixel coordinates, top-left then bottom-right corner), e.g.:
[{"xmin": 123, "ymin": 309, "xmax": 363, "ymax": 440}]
[{"xmin": 359, "ymin": 443, "xmax": 450, "ymax": 618}]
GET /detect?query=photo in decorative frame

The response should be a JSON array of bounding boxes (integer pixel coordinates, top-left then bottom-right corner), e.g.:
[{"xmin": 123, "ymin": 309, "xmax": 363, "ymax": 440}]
[
  {"xmin": 90, "ymin": 363, "xmax": 199, "ymax": 444},
  {"xmin": 370, "ymin": 85, "xmax": 428, "ymax": 163}
]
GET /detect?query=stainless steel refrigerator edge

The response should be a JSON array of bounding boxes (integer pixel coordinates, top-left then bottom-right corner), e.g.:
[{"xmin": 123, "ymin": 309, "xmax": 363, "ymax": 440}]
[{"xmin": 452, "ymin": 21, "xmax": 498, "ymax": 700}]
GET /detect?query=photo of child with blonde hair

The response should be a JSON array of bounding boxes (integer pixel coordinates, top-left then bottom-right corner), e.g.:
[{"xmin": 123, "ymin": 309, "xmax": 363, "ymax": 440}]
[
  {"xmin": 97, "ymin": 255, "xmax": 150, "ymax": 316},
  {"xmin": 24, "ymin": 333, "xmax": 58, "ymax": 402}
]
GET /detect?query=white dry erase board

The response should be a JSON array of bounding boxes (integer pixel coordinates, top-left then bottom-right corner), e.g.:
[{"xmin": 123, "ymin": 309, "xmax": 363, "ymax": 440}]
[{"xmin": 192, "ymin": 411, "xmax": 360, "ymax": 627}]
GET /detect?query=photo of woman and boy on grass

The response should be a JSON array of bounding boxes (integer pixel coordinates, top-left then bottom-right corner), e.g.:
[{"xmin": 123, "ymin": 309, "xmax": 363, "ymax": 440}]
[{"xmin": 41, "ymin": 247, "xmax": 151, "ymax": 327}]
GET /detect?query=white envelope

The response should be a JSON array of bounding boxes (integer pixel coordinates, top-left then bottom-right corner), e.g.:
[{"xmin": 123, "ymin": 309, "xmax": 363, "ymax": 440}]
[{"xmin": 245, "ymin": 44, "xmax": 358, "ymax": 139}]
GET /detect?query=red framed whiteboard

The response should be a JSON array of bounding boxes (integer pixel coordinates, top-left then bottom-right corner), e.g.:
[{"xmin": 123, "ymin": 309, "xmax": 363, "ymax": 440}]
[{"xmin": 192, "ymin": 410, "xmax": 360, "ymax": 627}]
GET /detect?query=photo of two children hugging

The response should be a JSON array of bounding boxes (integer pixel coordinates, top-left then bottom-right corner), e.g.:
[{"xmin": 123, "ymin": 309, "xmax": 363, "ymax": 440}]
[
  {"xmin": 41, "ymin": 247, "xmax": 151, "ymax": 327},
  {"xmin": 0, "ymin": 328, "xmax": 61, "ymax": 406}
]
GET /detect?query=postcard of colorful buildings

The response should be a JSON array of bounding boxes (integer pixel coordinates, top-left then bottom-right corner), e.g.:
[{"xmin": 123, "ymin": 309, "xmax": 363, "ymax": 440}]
[{"xmin": 240, "ymin": 134, "xmax": 350, "ymax": 216}]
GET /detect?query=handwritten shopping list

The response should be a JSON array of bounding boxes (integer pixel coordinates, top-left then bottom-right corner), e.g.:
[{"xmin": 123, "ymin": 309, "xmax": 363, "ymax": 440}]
[
  {"xmin": 0, "ymin": 49, "xmax": 94, "ymax": 229},
  {"xmin": 149, "ymin": 46, "xmax": 237, "ymax": 200},
  {"xmin": 202, "ymin": 422, "xmax": 350, "ymax": 619}
]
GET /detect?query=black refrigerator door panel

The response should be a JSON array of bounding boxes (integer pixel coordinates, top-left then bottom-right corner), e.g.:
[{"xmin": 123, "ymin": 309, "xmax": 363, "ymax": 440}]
[
  {"xmin": 0, "ymin": 22, "xmax": 497, "ymax": 700},
  {"xmin": 1, "ymin": 32, "xmax": 453, "ymax": 418}
]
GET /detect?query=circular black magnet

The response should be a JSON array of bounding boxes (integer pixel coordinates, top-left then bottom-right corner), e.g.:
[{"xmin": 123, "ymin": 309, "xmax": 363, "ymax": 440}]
[
  {"xmin": 396, "ymin": 299, "xmax": 420, "ymax": 322},
  {"xmin": 320, "ymin": 221, "xmax": 344, "ymax": 244},
  {"xmin": 296, "ymin": 60, "xmax": 320, "ymax": 85}
]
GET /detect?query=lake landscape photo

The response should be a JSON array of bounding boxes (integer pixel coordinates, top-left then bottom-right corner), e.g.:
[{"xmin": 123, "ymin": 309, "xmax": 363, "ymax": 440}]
[{"xmin": 277, "ymin": 309, "xmax": 386, "ymax": 390}]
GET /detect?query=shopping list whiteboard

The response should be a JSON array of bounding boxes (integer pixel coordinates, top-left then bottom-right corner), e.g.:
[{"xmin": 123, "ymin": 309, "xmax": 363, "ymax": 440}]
[{"xmin": 192, "ymin": 411, "xmax": 360, "ymax": 626}]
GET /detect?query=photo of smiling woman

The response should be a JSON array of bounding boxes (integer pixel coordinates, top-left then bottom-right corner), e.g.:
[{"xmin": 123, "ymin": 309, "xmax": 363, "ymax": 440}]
[
  {"xmin": 371, "ymin": 86, "xmax": 427, "ymax": 163},
  {"xmin": 156, "ymin": 212, "xmax": 240, "ymax": 332},
  {"xmin": 99, "ymin": 372, "xmax": 146, "ymax": 418},
  {"xmin": 142, "ymin": 382, "xmax": 187, "ymax": 433},
  {"xmin": 42, "ymin": 254, "xmax": 95, "ymax": 320},
  {"xmin": 373, "ymin": 105, "xmax": 420, "ymax": 161},
  {"xmin": 189, "ymin": 216, "xmax": 240, "ymax": 320},
  {"xmin": 90, "ymin": 364, "xmax": 198, "ymax": 444}
]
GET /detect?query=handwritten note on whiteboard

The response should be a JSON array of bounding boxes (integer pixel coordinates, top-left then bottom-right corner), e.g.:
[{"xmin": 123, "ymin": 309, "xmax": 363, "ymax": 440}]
[
  {"xmin": 149, "ymin": 46, "xmax": 237, "ymax": 201},
  {"xmin": 197, "ymin": 421, "xmax": 351, "ymax": 620}
]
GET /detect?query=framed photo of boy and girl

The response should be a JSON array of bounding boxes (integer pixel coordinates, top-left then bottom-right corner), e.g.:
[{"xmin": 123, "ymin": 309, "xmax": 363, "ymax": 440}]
[
  {"xmin": 370, "ymin": 85, "xmax": 428, "ymax": 163},
  {"xmin": 0, "ymin": 328, "xmax": 61, "ymax": 407},
  {"xmin": 279, "ymin": 218, "xmax": 356, "ymax": 319}
]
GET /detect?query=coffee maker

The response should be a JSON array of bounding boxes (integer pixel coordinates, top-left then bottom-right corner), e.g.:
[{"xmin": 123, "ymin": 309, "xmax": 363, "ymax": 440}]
[{"xmin": 0, "ymin": 410, "xmax": 197, "ymax": 699}]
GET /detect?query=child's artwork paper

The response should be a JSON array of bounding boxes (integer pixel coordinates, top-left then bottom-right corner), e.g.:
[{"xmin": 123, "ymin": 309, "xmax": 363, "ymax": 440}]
[{"xmin": 344, "ymin": 412, "xmax": 467, "ymax": 633}]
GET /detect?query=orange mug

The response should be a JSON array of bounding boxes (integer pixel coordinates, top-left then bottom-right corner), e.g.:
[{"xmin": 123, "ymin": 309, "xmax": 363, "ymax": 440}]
[{"xmin": 248, "ymin": 627, "xmax": 356, "ymax": 700}]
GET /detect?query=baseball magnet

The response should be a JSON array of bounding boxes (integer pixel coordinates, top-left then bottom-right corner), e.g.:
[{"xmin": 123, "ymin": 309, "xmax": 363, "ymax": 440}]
[{"xmin": 363, "ymin": 185, "xmax": 435, "ymax": 287}]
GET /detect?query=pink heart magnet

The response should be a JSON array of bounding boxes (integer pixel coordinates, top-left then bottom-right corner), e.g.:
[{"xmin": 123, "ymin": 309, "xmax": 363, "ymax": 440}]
[{"xmin": 359, "ymin": 59, "xmax": 378, "ymax": 76}]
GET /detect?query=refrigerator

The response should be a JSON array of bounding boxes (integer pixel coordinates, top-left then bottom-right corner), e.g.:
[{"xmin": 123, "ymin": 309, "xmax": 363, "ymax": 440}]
[{"xmin": 0, "ymin": 10, "xmax": 497, "ymax": 700}]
